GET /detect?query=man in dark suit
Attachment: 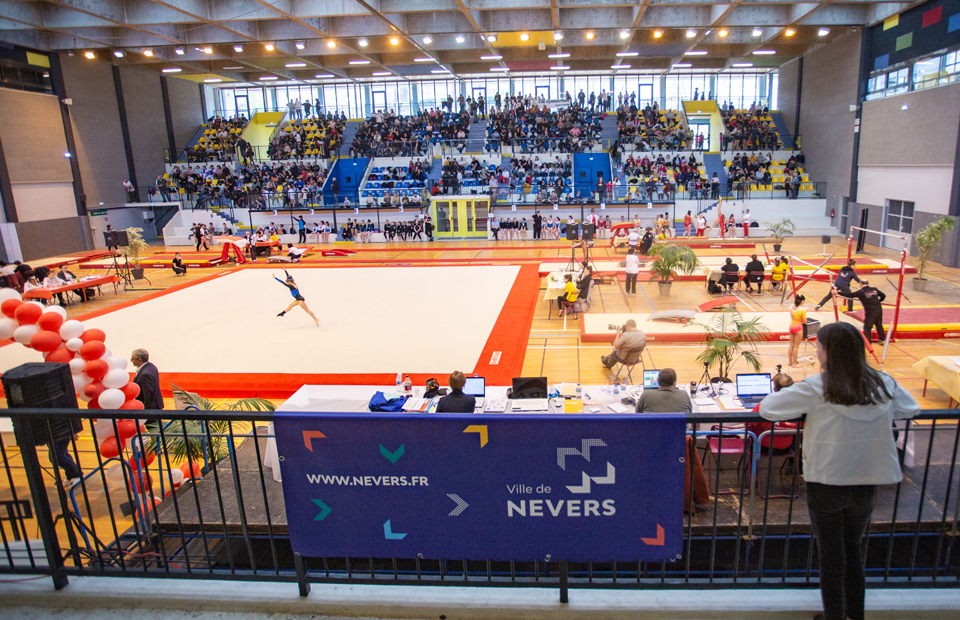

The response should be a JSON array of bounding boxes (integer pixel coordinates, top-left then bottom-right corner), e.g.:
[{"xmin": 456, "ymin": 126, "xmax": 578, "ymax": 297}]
[
  {"xmin": 436, "ymin": 371, "xmax": 476, "ymax": 413},
  {"xmin": 131, "ymin": 349, "xmax": 163, "ymax": 410}
]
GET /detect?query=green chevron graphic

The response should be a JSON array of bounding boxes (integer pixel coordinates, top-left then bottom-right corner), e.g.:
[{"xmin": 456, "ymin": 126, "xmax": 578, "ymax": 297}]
[
  {"xmin": 311, "ymin": 499, "xmax": 332, "ymax": 521},
  {"xmin": 379, "ymin": 443, "xmax": 405, "ymax": 463}
]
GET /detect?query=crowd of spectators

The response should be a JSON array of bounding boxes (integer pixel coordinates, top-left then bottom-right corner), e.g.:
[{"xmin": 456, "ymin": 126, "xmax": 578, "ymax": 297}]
[
  {"xmin": 719, "ymin": 103, "xmax": 781, "ymax": 151},
  {"xmin": 268, "ymin": 112, "xmax": 346, "ymax": 160},
  {"xmin": 350, "ymin": 109, "xmax": 472, "ymax": 158},
  {"xmin": 615, "ymin": 102, "xmax": 693, "ymax": 152},
  {"xmin": 162, "ymin": 160, "xmax": 329, "ymax": 210},
  {"xmin": 616, "ymin": 153, "xmax": 706, "ymax": 200},
  {"xmin": 484, "ymin": 101, "xmax": 602, "ymax": 154},
  {"xmin": 185, "ymin": 115, "xmax": 248, "ymax": 163},
  {"xmin": 723, "ymin": 151, "xmax": 807, "ymax": 198}
]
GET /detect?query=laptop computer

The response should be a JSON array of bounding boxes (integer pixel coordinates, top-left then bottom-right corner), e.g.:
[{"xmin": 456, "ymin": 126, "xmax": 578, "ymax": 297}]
[
  {"xmin": 736, "ymin": 373, "xmax": 773, "ymax": 407},
  {"xmin": 463, "ymin": 376, "xmax": 485, "ymax": 409},
  {"xmin": 642, "ymin": 369, "xmax": 659, "ymax": 389},
  {"xmin": 510, "ymin": 376, "xmax": 549, "ymax": 412}
]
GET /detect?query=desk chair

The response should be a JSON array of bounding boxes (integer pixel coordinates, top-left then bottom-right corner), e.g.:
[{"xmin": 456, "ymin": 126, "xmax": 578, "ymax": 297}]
[
  {"xmin": 721, "ymin": 270, "xmax": 740, "ymax": 292},
  {"xmin": 745, "ymin": 271, "xmax": 764, "ymax": 295},
  {"xmin": 611, "ymin": 345, "xmax": 645, "ymax": 384},
  {"xmin": 754, "ymin": 424, "xmax": 801, "ymax": 499},
  {"xmin": 701, "ymin": 426, "xmax": 753, "ymax": 496}
]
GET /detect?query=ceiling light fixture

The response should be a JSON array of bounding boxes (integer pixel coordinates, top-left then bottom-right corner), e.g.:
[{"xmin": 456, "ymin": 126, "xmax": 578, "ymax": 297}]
[
  {"xmin": 481, "ymin": 54, "xmax": 503, "ymax": 60},
  {"xmin": 175, "ymin": 48, "xmax": 185, "ymax": 55},
  {"xmin": 161, "ymin": 67, "xmax": 181, "ymax": 72},
  {"xmin": 616, "ymin": 51, "xmax": 638, "ymax": 57},
  {"xmin": 719, "ymin": 29, "xmax": 728, "ymax": 37},
  {"xmin": 85, "ymin": 51, "xmax": 96, "ymax": 59},
  {"xmin": 550, "ymin": 65, "xmax": 569, "ymax": 70},
  {"xmin": 389, "ymin": 37, "xmax": 399, "ymax": 45},
  {"xmin": 586, "ymin": 32, "xmax": 595, "ymax": 40},
  {"xmin": 490, "ymin": 66, "xmax": 509, "ymax": 71},
  {"xmin": 611, "ymin": 64, "xmax": 630, "ymax": 69},
  {"xmin": 672, "ymin": 62, "xmax": 691, "ymax": 67},
  {"xmin": 349, "ymin": 60, "xmax": 371, "ymax": 65},
  {"xmin": 203, "ymin": 47, "xmax": 213, "ymax": 54},
  {"xmin": 548, "ymin": 53, "xmax": 570, "ymax": 58},
  {"xmin": 487, "ymin": 34, "xmax": 497, "ymax": 42},
  {"xmin": 684, "ymin": 50, "xmax": 708, "ymax": 55},
  {"xmin": 295, "ymin": 42, "xmax": 305, "ymax": 50},
  {"xmin": 520, "ymin": 33, "xmax": 529, "ymax": 41},
  {"xmin": 415, "ymin": 57, "xmax": 434, "ymax": 62},
  {"xmin": 204, "ymin": 78, "xmax": 222, "ymax": 83},
  {"xmin": 554, "ymin": 31, "xmax": 563, "ymax": 40},
  {"xmin": 653, "ymin": 30, "xmax": 663, "ymax": 38},
  {"xmin": 113, "ymin": 50, "xmax": 124, "ymax": 58},
  {"xmin": 223, "ymin": 66, "xmax": 243, "ymax": 69},
  {"xmin": 260, "ymin": 76, "xmax": 277, "ymax": 80},
  {"xmin": 285, "ymin": 62, "xmax": 306, "ymax": 67},
  {"xmin": 753, "ymin": 49, "xmax": 776, "ymax": 55},
  {"xmin": 785, "ymin": 28, "xmax": 796, "ymax": 36},
  {"xmin": 818, "ymin": 28, "xmax": 830, "ymax": 36},
  {"xmin": 732, "ymin": 62, "xmax": 753, "ymax": 67},
  {"xmin": 327, "ymin": 40, "xmax": 336, "ymax": 48},
  {"xmin": 315, "ymin": 73, "xmax": 334, "ymax": 78},
  {"xmin": 431, "ymin": 69, "xmax": 450, "ymax": 73},
  {"xmin": 358, "ymin": 39, "xmax": 368, "ymax": 47},
  {"xmin": 686, "ymin": 30, "xmax": 696, "ymax": 38},
  {"xmin": 143, "ymin": 49, "xmax": 154, "ymax": 57},
  {"xmin": 456, "ymin": 35, "xmax": 465, "ymax": 43},
  {"xmin": 620, "ymin": 30, "xmax": 630, "ymax": 39},
  {"xmin": 752, "ymin": 28, "xmax": 763, "ymax": 36},
  {"xmin": 423, "ymin": 36, "xmax": 433, "ymax": 44},
  {"xmin": 234, "ymin": 45, "xmax": 244, "ymax": 52},
  {"xmin": 373, "ymin": 71, "xmax": 391, "ymax": 76}
]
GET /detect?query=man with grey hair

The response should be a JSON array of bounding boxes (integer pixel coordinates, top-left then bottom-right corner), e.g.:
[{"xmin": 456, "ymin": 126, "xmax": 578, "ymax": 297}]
[
  {"xmin": 131, "ymin": 349, "xmax": 163, "ymax": 410},
  {"xmin": 601, "ymin": 319, "xmax": 645, "ymax": 370}
]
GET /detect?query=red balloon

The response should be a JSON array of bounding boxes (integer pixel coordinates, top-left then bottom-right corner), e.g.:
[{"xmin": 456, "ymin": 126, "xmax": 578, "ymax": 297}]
[
  {"xmin": 37, "ymin": 312, "xmax": 64, "ymax": 332},
  {"xmin": 80, "ymin": 340, "xmax": 106, "ymax": 361},
  {"xmin": 14, "ymin": 303, "xmax": 42, "ymax": 325},
  {"xmin": 83, "ymin": 359, "xmax": 109, "ymax": 380},
  {"xmin": 86, "ymin": 395, "xmax": 101, "ymax": 410},
  {"xmin": 116, "ymin": 419, "xmax": 139, "ymax": 440},
  {"xmin": 120, "ymin": 382, "xmax": 140, "ymax": 401},
  {"xmin": 30, "ymin": 330, "xmax": 63, "ymax": 353},
  {"xmin": 80, "ymin": 328, "xmax": 106, "ymax": 344},
  {"xmin": 99, "ymin": 436, "xmax": 119, "ymax": 459},
  {"xmin": 45, "ymin": 346, "xmax": 74, "ymax": 364},
  {"xmin": 1, "ymin": 299, "xmax": 22, "ymax": 319},
  {"xmin": 180, "ymin": 461, "xmax": 202, "ymax": 480},
  {"xmin": 83, "ymin": 381, "xmax": 105, "ymax": 400},
  {"xmin": 120, "ymin": 399, "xmax": 144, "ymax": 410}
]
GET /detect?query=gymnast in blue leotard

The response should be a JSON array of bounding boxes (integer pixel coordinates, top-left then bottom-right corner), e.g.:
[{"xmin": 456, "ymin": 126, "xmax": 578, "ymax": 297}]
[{"xmin": 274, "ymin": 270, "xmax": 319, "ymax": 326}]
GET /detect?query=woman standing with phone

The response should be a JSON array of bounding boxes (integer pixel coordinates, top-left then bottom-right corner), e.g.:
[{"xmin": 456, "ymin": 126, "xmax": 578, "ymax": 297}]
[{"xmin": 760, "ymin": 322, "xmax": 919, "ymax": 620}]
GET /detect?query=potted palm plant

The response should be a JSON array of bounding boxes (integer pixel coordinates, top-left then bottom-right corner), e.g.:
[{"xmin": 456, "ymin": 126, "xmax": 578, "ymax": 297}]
[
  {"xmin": 695, "ymin": 312, "xmax": 771, "ymax": 381},
  {"xmin": 123, "ymin": 227, "xmax": 150, "ymax": 280},
  {"xmin": 145, "ymin": 384, "xmax": 276, "ymax": 471},
  {"xmin": 766, "ymin": 218, "xmax": 795, "ymax": 253},
  {"xmin": 912, "ymin": 216, "xmax": 955, "ymax": 292},
  {"xmin": 647, "ymin": 243, "xmax": 701, "ymax": 295}
]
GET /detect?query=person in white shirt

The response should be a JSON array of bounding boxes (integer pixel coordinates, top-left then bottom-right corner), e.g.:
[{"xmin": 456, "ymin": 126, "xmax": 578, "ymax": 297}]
[
  {"xmin": 760, "ymin": 321, "xmax": 919, "ymax": 620},
  {"xmin": 286, "ymin": 244, "xmax": 306, "ymax": 261},
  {"xmin": 624, "ymin": 247, "xmax": 641, "ymax": 294},
  {"xmin": 742, "ymin": 208, "xmax": 751, "ymax": 238},
  {"xmin": 696, "ymin": 214, "xmax": 707, "ymax": 237},
  {"xmin": 627, "ymin": 228, "xmax": 640, "ymax": 251}
]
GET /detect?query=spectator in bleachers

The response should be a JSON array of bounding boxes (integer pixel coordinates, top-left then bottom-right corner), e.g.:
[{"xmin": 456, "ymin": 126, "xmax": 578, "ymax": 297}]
[
  {"xmin": 268, "ymin": 111, "xmax": 344, "ymax": 160},
  {"xmin": 186, "ymin": 115, "xmax": 249, "ymax": 163},
  {"xmin": 485, "ymin": 98, "xmax": 602, "ymax": 154},
  {"xmin": 165, "ymin": 160, "xmax": 328, "ymax": 211}
]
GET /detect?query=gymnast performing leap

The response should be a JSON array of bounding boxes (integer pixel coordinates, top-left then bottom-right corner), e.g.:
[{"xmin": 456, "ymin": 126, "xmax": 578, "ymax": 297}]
[{"xmin": 274, "ymin": 270, "xmax": 319, "ymax": 326}]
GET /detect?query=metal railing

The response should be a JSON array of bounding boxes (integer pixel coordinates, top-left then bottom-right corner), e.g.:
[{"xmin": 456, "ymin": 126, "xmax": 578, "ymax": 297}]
[
  {"xmin": 493, "ymin": 182, "xmax": 826, "ymax": 205},
  {"xmin": 2, "ymin": 407, "xmax": 958, "ymax": 598}
]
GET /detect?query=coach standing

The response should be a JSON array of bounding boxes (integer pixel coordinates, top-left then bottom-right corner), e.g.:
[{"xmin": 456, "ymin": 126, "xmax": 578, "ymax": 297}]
[
  {"xmin": 836, "ymin": 280, "xmax": 887, "ymax": 344},
  {"xmin": 533, "ymin": 210, "xmax": 543, "ymax": 240},
  {"xmin": 131, "ymin": 349, "xmax": 164, "ymax": 410}
]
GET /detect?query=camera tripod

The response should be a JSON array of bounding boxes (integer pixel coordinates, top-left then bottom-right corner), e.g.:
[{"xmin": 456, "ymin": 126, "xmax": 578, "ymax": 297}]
[{"xmin": 697, "ymin": 362, "xmax": 717, "ymax": 397}]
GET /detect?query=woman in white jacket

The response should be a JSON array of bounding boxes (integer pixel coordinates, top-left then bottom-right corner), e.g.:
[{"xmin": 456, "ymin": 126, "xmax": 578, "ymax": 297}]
[{"xmin": 759, "ymin": 321, "xmax": 919, "ymax": 620}]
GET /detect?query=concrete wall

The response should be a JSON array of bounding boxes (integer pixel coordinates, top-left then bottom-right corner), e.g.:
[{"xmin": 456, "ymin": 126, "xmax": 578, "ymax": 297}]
[
  {"xmin": 166, "ymin": 77, "xmax": 204, "ymax": 157},
  {"xmin": 15, "ymin": 216, "xmax": 91, "ymax": 261},
  {"xmin": 776, "ymin": 58, "xmax": 800, "ymax": 137},
  {"xmin": 857, "ymin": 166, "xmax": 955, "ymax": 216},
  {"xmin": 120, "ymin": 66, "xmax": 168, "ymax": 197},
  {"xmin": 789, "ymin": 31, "xmax": 862, "ymax": 224}
]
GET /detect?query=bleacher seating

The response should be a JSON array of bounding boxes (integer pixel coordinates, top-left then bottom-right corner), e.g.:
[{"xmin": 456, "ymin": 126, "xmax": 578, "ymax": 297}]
[
  {"xmin": 186, "ymin": 116, "xmax": 248, "ymax": 163},
  {"xmin": 350, "ymin": 110, "xmax": 469, "ymax": 158},
  {"xmin": 616, "ymin": 104, "xmax": 690, "ymax": 152},
  {"xmin": 719, "ymin": 105, "xmax": 781, "ymax": 151},
  {"xmin": 268, "ymin": 116, "xmax": 345, "ymax": 160},
  {"xmin": 485, "ymin": 100, "xmax": 602, "ymax": 154}
]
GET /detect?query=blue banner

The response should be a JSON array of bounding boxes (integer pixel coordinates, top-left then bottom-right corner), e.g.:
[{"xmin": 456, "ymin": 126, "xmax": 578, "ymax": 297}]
[{"xmin": 275, "ymin": 413, "xmax": 686, "ymax": 562}]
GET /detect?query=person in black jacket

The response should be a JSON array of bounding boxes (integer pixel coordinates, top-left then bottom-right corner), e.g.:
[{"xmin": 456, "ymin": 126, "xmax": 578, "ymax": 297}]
[
  {"xmin": 424, "ymin": 216, "xmax": 435, "ymax": 242},
  {"xmin": 436, "ymin": 371, "xmax": 476, "ymax": 413},
  {"xmin": 836, "ymin": 280, "xmax": 887, "ymax": 343},
  {"xmin": 720, "ymin": 257, "xmax": 740, "ymax": 292},
  {"xmin": 640, "ymin": 227, "xmax": 655, "ymax": 255},
  {"xmin": 743, "ymin": 254, "xmax": 765, "ymax": 293},
  {"xmin": 816, "ymin": 260, "xmax": 859, "ymax": 312},
  {"xmin": 131, "ymin": 349, "xmax": 164, "ymax": 410}
]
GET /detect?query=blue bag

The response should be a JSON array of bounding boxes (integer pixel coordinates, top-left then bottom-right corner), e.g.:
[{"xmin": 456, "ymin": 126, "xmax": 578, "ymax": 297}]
[{"xmin": 368, "ymin": 391, "xmax": 407, "ymax": 412}]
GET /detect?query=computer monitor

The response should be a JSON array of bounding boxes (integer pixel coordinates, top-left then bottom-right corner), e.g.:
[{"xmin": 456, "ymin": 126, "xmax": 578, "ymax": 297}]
[
  {"xmin": 642, "ymin": 370, "xmax": 659, "ymax": 389},
  {"xmin": 463, "ymin": 377, "xmax": 485, "ymax": 397},
  {"xmin": 512, "ymin": 377, "xmax": 548, "ymax": 399},
  {"xmin": 736, "ymin": 373, "xmax": 773, "ymax": 398}
]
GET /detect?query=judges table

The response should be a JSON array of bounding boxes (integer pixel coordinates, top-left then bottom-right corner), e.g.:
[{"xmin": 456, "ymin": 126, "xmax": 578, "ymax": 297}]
[
  {"xmin": 23, "ymin": 274, "xmax": 121, "ymax": 303},
  {"xmin": 263, "ymin": 383, "xmax": 754, "ymax": 482},
  {"xmin": 913, "ymin": 356, "xmax": 960, "ymax": 406}
]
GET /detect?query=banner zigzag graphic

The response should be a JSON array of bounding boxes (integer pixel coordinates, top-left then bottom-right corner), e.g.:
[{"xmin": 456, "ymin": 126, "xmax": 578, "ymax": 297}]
[{"xmin": 557, "ymin": 439, "xmax": 607, "ymax": 469}]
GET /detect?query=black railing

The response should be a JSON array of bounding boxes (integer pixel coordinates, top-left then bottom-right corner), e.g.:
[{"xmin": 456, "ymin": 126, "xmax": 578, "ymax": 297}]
[
  {"xmin": 493, "ymin": 182, "xmax": 827, "ymax": 205},
  {"xmin": 2, "ymin": 407, "xmax": 958, "ymax": 597}
]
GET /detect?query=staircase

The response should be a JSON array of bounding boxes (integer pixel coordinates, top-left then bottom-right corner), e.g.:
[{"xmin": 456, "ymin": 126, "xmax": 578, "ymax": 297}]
[
  {"xmin": 769, "ymin": 112, "xmax": 795, "ymax": 149},
  {"xmin": 338, "ymin": 121, "xmax": 363, "ymax": 157},
  {"xmin": 467, "ymin": 120, "xmax": 487, "ymax": 154},
  {"xmin": 702, "ymin": 153, "xmax": 729, "ymax": 198},
  {"xmin": 178, "ymin": 125, "xmax": 208, "ymax": 162},
  {"xmin": 600, "ymin": 115, "xmax": 619, "ymax": 147}
]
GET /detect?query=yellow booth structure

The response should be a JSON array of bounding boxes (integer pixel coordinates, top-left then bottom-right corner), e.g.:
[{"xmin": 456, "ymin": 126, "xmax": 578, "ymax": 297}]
[{"xmin": 430, "ymin": 195, "xmax": 491, "ymax": 238}]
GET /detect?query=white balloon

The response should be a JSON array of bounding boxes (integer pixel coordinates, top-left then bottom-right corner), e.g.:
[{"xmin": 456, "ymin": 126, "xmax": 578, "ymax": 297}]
[
  {"xmin": 170, "ymin": 468, "xmax": 185, "ymax": 484},
  {"xmin": 72, "ymin": 372, "xmax": 92, "ymax": 392},
  {"xmin": 59, "ymin": 320, "xmax": 84, "ymax": 341},
  {"xmin": 78, "ymin": 391, "xmax": 92, "ymax": 402},
  {"xmin": 65, "ymin": 337, "xmax": 83, "ymax": 352},
  {"xmin": 13, "ymin": 324, "xmax": 40, "ymax": 346},
  {"xmin": 106, "ymin": 355, "xmax": 129, "ymax": 371},
  {"xmin": 0, "ymin": 288, "xmax": 22, "ymax": 303},
  {"xmin": 99, "ymin": 347, "xmax": 112, "ymax": 360},
  {"xmin": 69, "ymin": 357, "xmax": 86, "ymax": 373},
  {"xmin": 41, "ymin": 305, "xmax": 67, "ymax": 320},
  {"xmin": 106, "ymin": 463, "xmax": 125, "ymax": 482},
  {"xmin": 98, "ymin": 388, "xmax": 125, "ymax": 409},
  {"xmin": 0, "ymin": 317, "xmax": 18, "ymax": 340},
  {"xmin": 102, "ymin": 368, "xmax": 129, "ymax": 389}
]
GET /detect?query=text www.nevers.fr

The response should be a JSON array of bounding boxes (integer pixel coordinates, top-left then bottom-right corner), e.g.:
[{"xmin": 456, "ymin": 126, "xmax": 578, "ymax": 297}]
[{"xmin": 307, "ymin": 475, "xmax": 429, "ymax": 486}]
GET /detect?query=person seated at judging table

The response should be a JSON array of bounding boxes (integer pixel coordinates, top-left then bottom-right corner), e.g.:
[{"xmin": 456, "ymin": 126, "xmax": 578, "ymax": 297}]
[
  {"xmin": 556, "ymin": 274, "xmax": 578, "ymax": 316},
  {"xmin": 743, "ymin": 254, "xmax": 765, "ymax": 293},
  {"xmin": 770, "ymin": 256, "xmax": 788, "ymax": 291},
  {"xmin": 720, "ymin": 257, "xmax": 740, "ymax": 292},
  {"xmin": 436, "ymin": 370, "xmax": 477, "ymax": 413},
  {"xmin": 636, "ymin": 368, "xmax": 692, "ymax": 413}
]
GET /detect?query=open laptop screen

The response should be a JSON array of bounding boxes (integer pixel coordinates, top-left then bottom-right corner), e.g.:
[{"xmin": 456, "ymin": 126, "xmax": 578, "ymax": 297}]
[
  {"xmin": 512, "ymin": 377, "xmax": 548, "ymax": 399},
  {"xmin": 642, "ymin": 370, "xmax": 659, "ymax": 389},
  {"xmin": 736, "ymin": 373, "xmax": 773, "ymax": 398},
  {"xmin": 463, "ymin": 377, "xmax": 485, "ymax": 397}
]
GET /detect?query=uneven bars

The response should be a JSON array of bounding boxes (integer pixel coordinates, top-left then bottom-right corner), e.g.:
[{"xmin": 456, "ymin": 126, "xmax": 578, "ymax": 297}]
[
  {"xmin": 847, "ymin": 226, "xmax": 912, "ymax": 260},
  {"xmin": 880, "ymin": 248, "xmax": 908, "ymax": 369}
]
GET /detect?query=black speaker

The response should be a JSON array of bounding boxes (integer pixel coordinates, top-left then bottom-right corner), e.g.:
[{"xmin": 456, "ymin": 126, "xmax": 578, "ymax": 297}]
[
  {"xmin": 566, "ymin": 223, "xmax": 580, "ymax": 241},
  {"xmin": 103, "ymin": 230, "xmax": 129, "ymax": 247},
  {"xmin": 2, "ymin": 363, "xmax": 80, "ymax": 447},
  {"xmin": 582, "ymin": 223, "xmax": 596, "ymax": 241}
]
